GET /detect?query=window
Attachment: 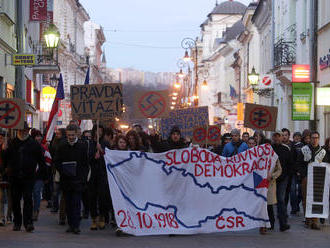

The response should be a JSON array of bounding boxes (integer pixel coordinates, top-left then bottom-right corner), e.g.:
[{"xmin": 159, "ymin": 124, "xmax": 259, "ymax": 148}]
[
  {"xmin": 217, "ymin": 92, "xmax": 222, "ymax": 104},
  {"xmin": 5, "ymin": 83, "xmax": 14, "ymax": 98},
  {"xmin": 0, "ymin": 77, "xmax": 3, "ymax": 97}
]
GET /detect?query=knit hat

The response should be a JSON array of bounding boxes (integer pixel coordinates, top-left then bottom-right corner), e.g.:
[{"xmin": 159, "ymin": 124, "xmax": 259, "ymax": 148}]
[
  {"xmin": 170, "ymin": 126, "xmax": 181, "ymax": 136},
  {"xmin": 293, "ymin": 131, "xmax": 302, "ymax": 138}
]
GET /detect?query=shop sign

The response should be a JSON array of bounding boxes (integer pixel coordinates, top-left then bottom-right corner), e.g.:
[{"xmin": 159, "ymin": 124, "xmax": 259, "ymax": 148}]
[{"xmin": 292, "ymin": 83, "xmax": 313, "ymax": 120}]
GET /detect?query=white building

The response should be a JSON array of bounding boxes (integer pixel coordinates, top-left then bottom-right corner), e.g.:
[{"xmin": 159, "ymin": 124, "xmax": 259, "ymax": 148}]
[
  {"xmin": 53, "ymin": 0, "xmax": 90, "ymax": 126},
  {"xmin": 84, "ymin": 21, "xmax": 107, "ymax": 84},
  {"xmin": 196, "ymin": 0, "xmax": 247, "ymax": 127},
  {"xmin": 317, "ymin": 0, "xmax": 330, "ymax": 143}
]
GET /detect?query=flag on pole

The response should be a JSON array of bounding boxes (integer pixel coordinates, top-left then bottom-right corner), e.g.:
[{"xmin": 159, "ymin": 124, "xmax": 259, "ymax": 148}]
[
  {"xmin": 43, "ymin": 74, "xmax": 65, "ymax": 143},
  {"xmin": 78, "ymin": 67, "xmax": 90, "ymax": 128},
  {"xmin": 230, "ymin": 85, "xmax": 238, "ymax": 99}
]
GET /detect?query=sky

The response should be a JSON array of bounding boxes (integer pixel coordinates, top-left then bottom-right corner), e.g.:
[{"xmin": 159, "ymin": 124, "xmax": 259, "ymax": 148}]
[{"xmin": 79, "ymin": 0, "xmax": 253, "ymax": 72}]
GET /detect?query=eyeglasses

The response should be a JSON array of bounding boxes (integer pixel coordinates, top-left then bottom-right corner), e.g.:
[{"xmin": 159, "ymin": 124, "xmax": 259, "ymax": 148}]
[{"xmin": 311, "ymin": 136, "xmax": 319, "ymax": 139}]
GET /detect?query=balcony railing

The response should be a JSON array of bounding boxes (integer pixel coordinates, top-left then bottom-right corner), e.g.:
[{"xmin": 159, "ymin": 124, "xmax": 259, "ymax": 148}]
[{"xmin": 274, "ymin": 38, "xmax": 296, "ymax": 68}]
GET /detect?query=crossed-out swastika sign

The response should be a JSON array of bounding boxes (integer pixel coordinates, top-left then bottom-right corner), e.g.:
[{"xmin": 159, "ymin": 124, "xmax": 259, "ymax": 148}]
[
  {"xmin": 207, "ymin": 125, "xmax": 221, "ymax": 144},
  {"xmin": 134, "ymin": 90, "xmax": 170, "ymax": 119},
  {"xmin": 192, "ymin": 125, "xmax": 221, "ymax": 145},
  {"xmin": 192, "ymin": 126, "xmax": 207, "ymax": 144},
  {"xmin": 244, "ymin": 103, "xmax": 278, "ymax": 131},
  {"xmin": 0, "ymin": 98, "xmax": 25, "ymax": 129}
]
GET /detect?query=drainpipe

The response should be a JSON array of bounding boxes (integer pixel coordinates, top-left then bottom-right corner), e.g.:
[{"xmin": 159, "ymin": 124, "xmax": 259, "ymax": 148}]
[
  {"xmin": 15, "ymin": 0, "xmax": 25, "ymax": 99},
  {"xmin": 271, "ymin": 0, "xmax": 275, "ymax": 107},
  {"xmin": 310, "ymin": 0, "xmax": 318, "ymax": 131}
]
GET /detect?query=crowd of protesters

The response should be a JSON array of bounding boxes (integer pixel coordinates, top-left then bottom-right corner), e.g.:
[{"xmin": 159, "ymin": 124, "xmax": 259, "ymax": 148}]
[{"xmin": 0, "ymin": 121, "xmax": 329, "ymax": 237}]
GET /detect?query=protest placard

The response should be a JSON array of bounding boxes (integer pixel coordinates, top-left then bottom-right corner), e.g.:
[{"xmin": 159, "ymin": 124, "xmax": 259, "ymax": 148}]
[
  {"xmin": 160, "ymin": 106, "xmax": 209, "ymax": 139},
  {"xmin": 70, "ymin": 83, "xmax": 123, "ymax": 120},
  {"xmin": 0, "ymin": 98, "xmax": 25, "ymax": 129},
  {"xmin": 244, "ymin": 103, "xmax": 277, "ymax": 131},
  {"xmin": 192, "ymin": 125, "xmax": 221, "ymax": 145},
  {"xmin": 133, "ymin": 90, "xmax": 170, "ymax": 119}
]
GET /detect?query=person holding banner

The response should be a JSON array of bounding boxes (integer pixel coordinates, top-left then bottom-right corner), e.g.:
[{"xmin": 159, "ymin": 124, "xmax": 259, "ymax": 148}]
[
  {"xmin": 150, "ymin": 126, "xmax": 187, "ymax": 153},
  {"xmin": 222, "ymin": 129, "xmax": 248, "ymax": 157},
  {"xmin": 298, "ymin": 131, "xmax": 328, "ymax": 230},
  {"xmin": 54, "ymin": 124, "xmax": 89, "ymax": 234}
]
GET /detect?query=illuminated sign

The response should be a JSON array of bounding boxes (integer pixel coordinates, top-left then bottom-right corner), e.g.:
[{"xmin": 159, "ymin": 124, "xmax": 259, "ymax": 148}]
[
  {"xmin": 40, "ymin": 86, "xmax": 56, "ymax": 112},
  {"xmin": 292, "ymin": 64, "xmax": 310, "ymax": 83},
  {"xmin": 317, "ymin": 88, "xmax": 330, "ymax": 106}
]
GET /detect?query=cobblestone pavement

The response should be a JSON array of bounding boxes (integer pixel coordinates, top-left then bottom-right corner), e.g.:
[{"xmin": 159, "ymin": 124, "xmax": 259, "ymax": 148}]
[{"xmin": 0, "ymin": 201, "xmax": 329, "ymax": 248}]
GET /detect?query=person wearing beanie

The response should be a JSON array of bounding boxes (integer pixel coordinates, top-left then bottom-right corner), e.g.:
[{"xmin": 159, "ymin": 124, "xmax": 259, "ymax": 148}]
[
  {"xmin": 150, "ymin": 126, "xmax": 187, "ymax": 153},
  {"xmin": 222, "ymin": 129, "xmax": 248, "ymax": 157}
]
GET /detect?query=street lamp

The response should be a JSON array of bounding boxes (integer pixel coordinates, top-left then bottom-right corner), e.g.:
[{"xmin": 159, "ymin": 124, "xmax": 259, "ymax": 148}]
[
  {"xmin": 248, "ymin": 67, "xmax": 259, "ymax": 86},
  {"xmin": 174, "ymin": 81, "xmax": 181, "ymax": 89},
  {"xmin": 202, "ymin": 80, "xmax": 208, "ymax": 89},
  {"xmin": 181, "ymin": 37, "xmax": 199, "ymax": 106},
  {"xmin": 183, "ymin": 50, "xmax": 191, "ymax": 62},
  {"xmin": 44, "ymin": 24, "xmax": 60, "ymax": 48},
  {"xmin": 248, "ymin": 67, "xmax": 273, "ymax": 97}
]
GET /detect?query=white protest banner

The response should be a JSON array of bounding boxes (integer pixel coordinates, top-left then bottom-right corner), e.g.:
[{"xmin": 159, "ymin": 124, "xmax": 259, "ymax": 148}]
[
  {"xmin": 306, "ymin": 162, "xmax": 330, "ymax": 218},
  {"xmin": 104, "ymin": 144, "xmax": 278, "ymax": 236}
]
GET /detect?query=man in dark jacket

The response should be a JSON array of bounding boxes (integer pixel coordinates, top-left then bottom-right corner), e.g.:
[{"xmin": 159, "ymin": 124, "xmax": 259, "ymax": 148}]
[
  {"xmin": 272, "ymin": 130, "xmax": 292, "ymax": 232},
  {"xmin": 4, "ymin": 122, "xmax": 46, "ymax": 232},
  {"xmin": 290, "ymin": 132, "xmax": 304, "ymax": 214},
  {"xmin": 151, "ymin": 126, "xmax": 187, "ymax": 153},
  {"xmin": 54, "ymin": 124, "xmax": 89, "ymax": 234}
]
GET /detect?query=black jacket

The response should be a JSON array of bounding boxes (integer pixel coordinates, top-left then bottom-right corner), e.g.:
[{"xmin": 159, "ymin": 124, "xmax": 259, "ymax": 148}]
[
  {"xmin": 151, "ymin": 135, "xmax": 187, "ymax": 153},
  {"xmin": 54, "ymin": 139, "xmax": 89, "ymax": 192},
  {"xmin": 292, "ymin": 141, "xmax": 305, "ymax": 175},
  {"xmin": 4, "ymin": 136, "xmax": 46, "ymax": 182},
  {"xmin": 272, "ymin": 143, "xmax": 292, "ymax": 181}
]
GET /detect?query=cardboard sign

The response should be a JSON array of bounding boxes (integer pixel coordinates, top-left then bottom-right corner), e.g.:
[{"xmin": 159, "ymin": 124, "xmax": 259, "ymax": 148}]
[
  {"xmin": 192, "ymin": 126, "xmax": 208, "ymax": 145},
  {"xmin": 160, "ymin": 107, "xmax": 209, "ymax": 139},
  {"xmin": 306, "ymin": 162, "xmax": 330, "ymax": 218},
  {"xmin": 192, "ymin": 125, "xmax": 222, "ymax": 145},
  {"xmin": 244, "ymin": 103, "xmax": 277, "ymax": 131},
  {"xmin": 0, "ymin": 98, "xmax": 25, "ymax": 129},
  {"xmin": 133, "ymin": 90, "xmax": 170, "ymax": 119},
  {"xmin": 70, "ymin": 83, "xmax": 123, "ymax": 120}
]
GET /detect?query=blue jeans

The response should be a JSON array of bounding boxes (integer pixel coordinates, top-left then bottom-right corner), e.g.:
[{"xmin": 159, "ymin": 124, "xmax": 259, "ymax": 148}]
[
  {"xmin": 33, "ymin": 180, "xmax": 44, "ymax": 212},
  {"xmin": 277, "ymin": 176, "xmax": 289, "ymax": 227}
]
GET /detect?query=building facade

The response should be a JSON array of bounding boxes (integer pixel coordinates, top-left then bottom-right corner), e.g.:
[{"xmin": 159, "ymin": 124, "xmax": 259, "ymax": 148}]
[
  {"xmin": 317, "ymin": 0, "xmax": 330, "ymax": 143},
  {"xmin": 0, "ymin": 0, "xmax": 16, "ymax": 99}
]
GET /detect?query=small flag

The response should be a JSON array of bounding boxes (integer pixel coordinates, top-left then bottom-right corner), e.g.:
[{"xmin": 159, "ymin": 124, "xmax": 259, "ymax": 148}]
[{"xmin": 230, "ymin": 85, "xmax": 238, "ymax": 98}]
